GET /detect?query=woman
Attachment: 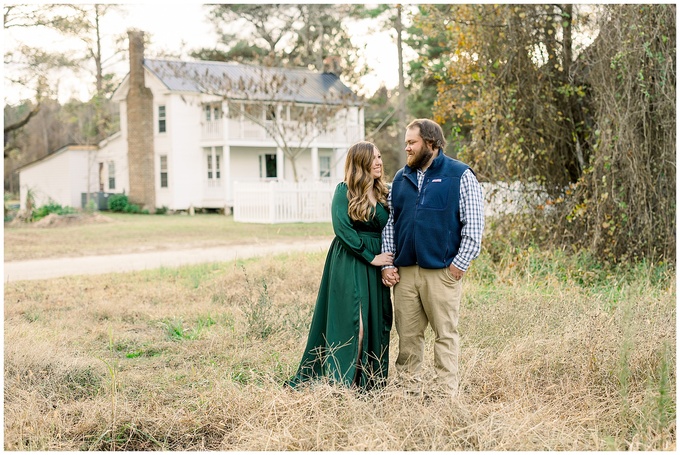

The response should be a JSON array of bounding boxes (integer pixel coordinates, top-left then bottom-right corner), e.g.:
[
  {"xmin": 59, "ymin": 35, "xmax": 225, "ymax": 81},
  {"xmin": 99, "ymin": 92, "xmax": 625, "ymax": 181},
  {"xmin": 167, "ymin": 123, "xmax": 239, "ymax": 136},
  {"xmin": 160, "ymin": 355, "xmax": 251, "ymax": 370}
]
[{"xmin": 286, "ymin": 141, "xmax": 394, "ymax": 391}]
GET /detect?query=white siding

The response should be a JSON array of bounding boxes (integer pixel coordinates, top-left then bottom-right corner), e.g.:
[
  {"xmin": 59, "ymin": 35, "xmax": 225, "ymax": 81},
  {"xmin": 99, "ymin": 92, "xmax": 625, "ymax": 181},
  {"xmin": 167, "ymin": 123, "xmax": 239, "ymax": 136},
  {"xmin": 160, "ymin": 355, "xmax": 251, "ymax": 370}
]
[
  {"xmin": 281, "ymin": 149, "xmax": 335, "ymax": 182},
  {"xmin": 165, "ymin": 94, "xmax": 203, "ymax": 210},
  {"xmin": 19, "ymin": 148, "xmax": 93, "ymax": 210},
  {"xmin": 96, "ymin": 133, "xmax": 128, "ymax": 195},
  {"xmin": 118, "ymin": 100, "xmax": 128, "ymax": 145}
]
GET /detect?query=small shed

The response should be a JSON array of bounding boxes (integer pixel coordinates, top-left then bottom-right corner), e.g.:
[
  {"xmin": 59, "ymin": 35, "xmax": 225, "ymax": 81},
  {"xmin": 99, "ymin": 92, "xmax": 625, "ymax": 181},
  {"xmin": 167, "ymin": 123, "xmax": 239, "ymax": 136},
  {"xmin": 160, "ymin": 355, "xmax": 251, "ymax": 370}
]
[{"xmin": 17, "ymin": 144, "xmax": 99, "ymax": 210}]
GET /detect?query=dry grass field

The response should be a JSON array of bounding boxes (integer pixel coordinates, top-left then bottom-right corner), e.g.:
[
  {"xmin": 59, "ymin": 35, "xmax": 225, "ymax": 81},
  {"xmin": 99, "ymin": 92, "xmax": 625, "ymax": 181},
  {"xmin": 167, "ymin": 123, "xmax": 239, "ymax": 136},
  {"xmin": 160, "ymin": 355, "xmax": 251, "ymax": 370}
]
[
  {"xmin": 3, "ymin": 215, "xmax": 676, "ymax": 450},
  {"xmin": 3, "ymin": 212, "xmax": 334, "ymax": 261}
]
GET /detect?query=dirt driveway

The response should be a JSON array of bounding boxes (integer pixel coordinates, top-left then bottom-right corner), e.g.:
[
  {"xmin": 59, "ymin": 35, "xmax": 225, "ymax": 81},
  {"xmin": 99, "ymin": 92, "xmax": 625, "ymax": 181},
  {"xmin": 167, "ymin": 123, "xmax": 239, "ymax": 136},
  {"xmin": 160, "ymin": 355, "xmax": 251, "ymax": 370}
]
[{"xmin": 3, "ymin": 238, "xmax": 332, "ymax": 282}]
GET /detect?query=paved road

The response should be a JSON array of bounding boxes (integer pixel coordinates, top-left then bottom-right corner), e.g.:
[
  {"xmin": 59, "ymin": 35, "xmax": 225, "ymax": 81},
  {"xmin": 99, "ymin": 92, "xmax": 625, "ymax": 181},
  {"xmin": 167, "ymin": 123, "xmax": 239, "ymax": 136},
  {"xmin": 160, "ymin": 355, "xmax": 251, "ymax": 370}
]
[{"xmin": 4, "ymin": 238, "xmax": 332, "ymax": 283}]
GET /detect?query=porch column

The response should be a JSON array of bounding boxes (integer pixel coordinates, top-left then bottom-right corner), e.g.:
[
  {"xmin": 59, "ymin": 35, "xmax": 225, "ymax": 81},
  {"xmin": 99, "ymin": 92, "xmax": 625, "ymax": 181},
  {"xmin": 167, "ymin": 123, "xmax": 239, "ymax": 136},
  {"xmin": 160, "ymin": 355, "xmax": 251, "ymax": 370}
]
[
  {"xmin": 311, "ymin": 146, "xmax": 319, "ymax": 181},
  {"xmin": 358, "ymin": 107, "xmax": 366, "ymax": 141},
  {"xmin": 333, "ymin": 147, "xmax": 345, "ymax": 182},
  {"xmin": 222, "ymin": 101, "xmax": 229, "ymax": 141},
  {"xmin": 276, "ymin": 146, "xmax": 285, "ymax": 181},
  {"xmin": 223, "ymin": 145, "xmax": 231, "ymax": 214}
]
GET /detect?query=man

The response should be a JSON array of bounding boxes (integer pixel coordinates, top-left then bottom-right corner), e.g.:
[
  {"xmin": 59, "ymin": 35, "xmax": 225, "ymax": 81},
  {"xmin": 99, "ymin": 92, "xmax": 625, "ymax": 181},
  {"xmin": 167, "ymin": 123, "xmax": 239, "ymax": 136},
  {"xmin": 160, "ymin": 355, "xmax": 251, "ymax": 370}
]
[{"xmin": 381, "ymin": 118, "xmax": 484, "ymax": 399}]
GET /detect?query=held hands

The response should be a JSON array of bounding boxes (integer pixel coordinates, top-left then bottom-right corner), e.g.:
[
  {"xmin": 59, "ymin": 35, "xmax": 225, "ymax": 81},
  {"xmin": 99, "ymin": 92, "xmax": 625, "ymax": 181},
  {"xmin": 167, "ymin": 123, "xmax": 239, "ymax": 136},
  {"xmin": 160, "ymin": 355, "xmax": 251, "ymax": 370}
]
[
  {"xmin": 370, "ymin": 252, "xmax": 394, "ymax": 267},
  {"xmin": 381, "ymin": 267, "xmax": 400, "ymax": 287},
  {"xmin": 378, "ymin": 263, "xmax": 462, "ymax": 288}
]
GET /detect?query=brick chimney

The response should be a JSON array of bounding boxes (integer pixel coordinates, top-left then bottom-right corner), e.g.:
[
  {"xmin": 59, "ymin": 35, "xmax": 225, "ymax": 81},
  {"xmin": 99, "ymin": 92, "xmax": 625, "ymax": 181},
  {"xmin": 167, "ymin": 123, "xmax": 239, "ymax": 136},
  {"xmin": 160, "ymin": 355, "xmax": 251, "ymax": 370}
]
[
  {"xmin": 322, "ymin": 56, "xmax": 342, "ymax": 75},
  {"xmin": 126, "ymin": 29, "xmax": 155, "ymax": 212}
]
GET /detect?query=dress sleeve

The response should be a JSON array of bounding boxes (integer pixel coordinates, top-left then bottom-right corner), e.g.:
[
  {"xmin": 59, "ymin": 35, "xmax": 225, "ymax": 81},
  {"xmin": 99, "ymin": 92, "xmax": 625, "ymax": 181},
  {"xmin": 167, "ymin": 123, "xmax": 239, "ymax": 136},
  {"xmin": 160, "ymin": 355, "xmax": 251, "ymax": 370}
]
[{"xmin": 331, "ymin": 183, "xmax": 376, "ymax": 264}]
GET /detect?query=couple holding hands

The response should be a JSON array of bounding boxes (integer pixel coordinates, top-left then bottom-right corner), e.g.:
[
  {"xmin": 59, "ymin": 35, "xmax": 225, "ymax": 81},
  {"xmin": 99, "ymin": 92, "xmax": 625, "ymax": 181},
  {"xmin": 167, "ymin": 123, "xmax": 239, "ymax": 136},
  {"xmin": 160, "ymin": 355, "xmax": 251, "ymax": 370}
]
[{"xmin": 286, "ymin": 118, "xmax": 484, "ymax": 400}]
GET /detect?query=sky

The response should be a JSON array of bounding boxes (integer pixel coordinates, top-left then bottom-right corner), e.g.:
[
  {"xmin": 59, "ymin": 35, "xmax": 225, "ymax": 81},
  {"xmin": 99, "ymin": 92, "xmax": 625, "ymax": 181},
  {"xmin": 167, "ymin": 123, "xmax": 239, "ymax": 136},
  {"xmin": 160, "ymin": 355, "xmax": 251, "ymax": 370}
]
[{"xmin": 3, "ymin": 2, "xmax": 410, "ymax": 105}]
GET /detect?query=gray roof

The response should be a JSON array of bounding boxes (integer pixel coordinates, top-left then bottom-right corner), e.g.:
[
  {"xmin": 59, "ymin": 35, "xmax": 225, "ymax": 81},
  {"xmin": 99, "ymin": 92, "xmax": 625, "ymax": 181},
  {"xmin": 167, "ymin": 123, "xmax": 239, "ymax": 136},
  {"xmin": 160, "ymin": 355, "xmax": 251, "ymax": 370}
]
[{"xmin": 143, "ymin": 59, "xmax": 359, "ymax": 105}]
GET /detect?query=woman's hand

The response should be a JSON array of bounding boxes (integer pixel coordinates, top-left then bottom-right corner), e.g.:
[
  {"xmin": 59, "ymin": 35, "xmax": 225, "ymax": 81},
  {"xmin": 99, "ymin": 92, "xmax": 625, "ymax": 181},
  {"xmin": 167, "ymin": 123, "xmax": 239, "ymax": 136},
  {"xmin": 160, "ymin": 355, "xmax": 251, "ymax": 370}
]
[
  {"xmin": 382, "ymin": 268, "xmax": 400, "ymax": 287},
  {"xmin": 370, "ymin": 252, "xmax": 394, "ymax": 267}
]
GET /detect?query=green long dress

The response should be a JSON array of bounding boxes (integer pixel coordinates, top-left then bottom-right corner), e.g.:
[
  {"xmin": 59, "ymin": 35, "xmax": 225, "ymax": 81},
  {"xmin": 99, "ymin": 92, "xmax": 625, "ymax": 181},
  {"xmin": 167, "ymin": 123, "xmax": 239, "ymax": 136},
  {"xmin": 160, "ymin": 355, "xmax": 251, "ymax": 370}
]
[{"xmin": 286, "ymin": 182, "xmax": 393, "ymax": 391}]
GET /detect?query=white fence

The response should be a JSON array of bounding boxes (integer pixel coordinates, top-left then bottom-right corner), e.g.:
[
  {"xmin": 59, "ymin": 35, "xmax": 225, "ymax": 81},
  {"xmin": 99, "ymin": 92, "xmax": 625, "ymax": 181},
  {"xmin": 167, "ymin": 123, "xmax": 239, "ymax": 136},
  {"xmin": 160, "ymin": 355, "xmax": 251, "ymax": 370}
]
[
  {"xmin": 233, "ymin": 181, "xmax": 335, "ymax": 223},
  {"xmin": 480, "ymin": 181, "xmax": 550, "ymax": 217},
  {"xmin": 233, "ymin": 180, "xmax": 544, "ymax": 224}
]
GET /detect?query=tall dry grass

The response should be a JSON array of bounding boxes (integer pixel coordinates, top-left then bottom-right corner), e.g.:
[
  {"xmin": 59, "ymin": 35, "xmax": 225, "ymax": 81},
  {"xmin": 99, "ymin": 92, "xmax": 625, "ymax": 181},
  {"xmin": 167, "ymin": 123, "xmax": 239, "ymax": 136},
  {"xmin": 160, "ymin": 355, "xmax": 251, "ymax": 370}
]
[{"xmin": 3, "ymin": 247, "xmax": 676, "ymax": 450}]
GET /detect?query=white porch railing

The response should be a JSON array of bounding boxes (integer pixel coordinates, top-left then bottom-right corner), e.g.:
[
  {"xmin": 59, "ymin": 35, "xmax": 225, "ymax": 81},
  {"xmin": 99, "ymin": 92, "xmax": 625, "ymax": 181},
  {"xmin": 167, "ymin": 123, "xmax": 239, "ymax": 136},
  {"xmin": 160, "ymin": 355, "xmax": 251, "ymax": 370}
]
[
  {"xmin": 202, "ymin": 120, "xmax": 222, "ymax": 139},
  {"xmin": 233, "ymin": 180, "xmax": 335, "ymax": 223},
  {"xmin": 226, "ymin": 119, "xmax": 361, "ymax": 144}
]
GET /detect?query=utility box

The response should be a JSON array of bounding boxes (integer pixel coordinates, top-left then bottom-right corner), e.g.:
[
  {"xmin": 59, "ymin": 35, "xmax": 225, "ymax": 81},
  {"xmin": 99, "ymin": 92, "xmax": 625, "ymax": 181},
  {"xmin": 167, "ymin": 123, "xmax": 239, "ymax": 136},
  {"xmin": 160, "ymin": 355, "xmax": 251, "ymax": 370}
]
[{"xmin": 81, "ymin": 192, "xmax": 115, "ymax": 210}]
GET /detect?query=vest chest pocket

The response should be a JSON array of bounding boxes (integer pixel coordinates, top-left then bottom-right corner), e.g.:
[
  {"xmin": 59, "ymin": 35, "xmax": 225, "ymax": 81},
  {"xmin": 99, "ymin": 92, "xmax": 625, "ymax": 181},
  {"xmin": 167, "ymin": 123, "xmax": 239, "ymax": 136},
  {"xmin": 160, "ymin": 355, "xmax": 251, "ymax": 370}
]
[{"xmin": 420, "ymin": 178, "xmax": 451, "ymax": 209}]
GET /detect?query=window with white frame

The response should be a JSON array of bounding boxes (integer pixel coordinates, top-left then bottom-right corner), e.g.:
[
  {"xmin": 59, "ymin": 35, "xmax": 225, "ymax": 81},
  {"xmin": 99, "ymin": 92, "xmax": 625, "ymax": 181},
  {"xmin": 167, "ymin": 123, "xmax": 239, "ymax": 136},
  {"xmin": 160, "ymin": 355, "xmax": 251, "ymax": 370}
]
[
  {"xmin": 108, "ymin": 161, "xmax": 115, "ymax": 190},
  {"xmin": 204, "ymin": 103, "xmax": 222, "ymax": 121},
  {"xmin": 160, "ymin": 155, "xmax": 168, "ymax": 188},
  {"xmin": 158, "ymin": 105, "xmax": 166, "ymax": 133},
  {"xmin": 259, "ymin": 154, "xmax": 277, "ymax": 179},
  {"xmin": 319, "ymin": 156, "xmax": 331, "ymax": 179},
  {"xmin": 204, "ymin": 146, "xmax": 223, "ymax": 187}
]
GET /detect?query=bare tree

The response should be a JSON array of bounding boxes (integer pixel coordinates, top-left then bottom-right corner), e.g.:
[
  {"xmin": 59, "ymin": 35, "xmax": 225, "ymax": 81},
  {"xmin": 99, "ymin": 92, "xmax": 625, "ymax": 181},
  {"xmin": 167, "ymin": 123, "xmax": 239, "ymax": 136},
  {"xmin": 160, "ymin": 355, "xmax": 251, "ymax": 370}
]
[
  {"xmin": 3, "ymin": 5, "xmax": 79, "ymax": 136},
  {"xmin": 4, "ymin": 4, "xmax": 122, "ymax": 147},
  {"xmin": 55, "ymin": 4, "xmax": 128, "ymax": 97},
  {"xmin": 155, "ymin": 60, "xmax": 360, "ymax": 182},
  {"xmin": 351, "ymin": 4, "xmax": 411, "ymax": 168},
  {"xmin": 196, "ymin": 4, "xmax": 367, "ymax": 87}
]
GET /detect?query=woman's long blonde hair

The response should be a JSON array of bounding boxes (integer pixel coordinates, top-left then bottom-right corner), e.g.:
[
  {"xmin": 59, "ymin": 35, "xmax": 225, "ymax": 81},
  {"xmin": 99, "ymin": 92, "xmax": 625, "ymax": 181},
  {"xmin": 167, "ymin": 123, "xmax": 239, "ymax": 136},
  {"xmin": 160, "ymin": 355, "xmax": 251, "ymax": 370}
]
[{"xmin": 344, "ymin": 141, "xmax": 389, "ymax": 222}]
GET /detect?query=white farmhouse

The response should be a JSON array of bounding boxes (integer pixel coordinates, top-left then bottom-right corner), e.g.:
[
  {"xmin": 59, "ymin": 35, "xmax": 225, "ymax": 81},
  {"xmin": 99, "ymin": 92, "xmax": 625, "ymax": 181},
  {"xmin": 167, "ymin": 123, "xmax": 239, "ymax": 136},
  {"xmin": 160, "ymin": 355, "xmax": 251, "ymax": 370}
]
[{"xmin": 18, "ymin": 30, "xmax": 364, "ymax": 221}]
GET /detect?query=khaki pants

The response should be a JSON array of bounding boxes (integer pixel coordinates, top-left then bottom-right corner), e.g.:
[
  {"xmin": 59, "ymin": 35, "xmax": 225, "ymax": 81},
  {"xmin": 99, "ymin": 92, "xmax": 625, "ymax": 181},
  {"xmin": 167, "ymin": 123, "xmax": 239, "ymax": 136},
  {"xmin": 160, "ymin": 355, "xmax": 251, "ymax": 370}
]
[{"xmin": 394, "ymin": 265, "xmax": 463, "ymax": 395}]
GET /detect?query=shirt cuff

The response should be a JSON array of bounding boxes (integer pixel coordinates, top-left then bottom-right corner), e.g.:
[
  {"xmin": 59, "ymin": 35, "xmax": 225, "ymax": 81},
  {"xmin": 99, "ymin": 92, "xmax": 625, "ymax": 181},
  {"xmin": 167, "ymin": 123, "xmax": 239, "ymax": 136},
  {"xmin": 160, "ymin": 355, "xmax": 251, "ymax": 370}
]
[
  {"xmin": 451, "ymin": 256, "xmax": 470, "ymax": 272},
  {"xmin": 361, "ymin": 249, "xmax": 376, "ymax": 264}
]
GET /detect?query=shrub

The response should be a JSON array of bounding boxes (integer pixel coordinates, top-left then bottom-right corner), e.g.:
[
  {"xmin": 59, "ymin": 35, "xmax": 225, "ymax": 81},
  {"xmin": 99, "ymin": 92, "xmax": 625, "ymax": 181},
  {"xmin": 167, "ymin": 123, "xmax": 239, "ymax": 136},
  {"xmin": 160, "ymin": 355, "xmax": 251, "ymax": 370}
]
[
  {"xmin": 4, "ymin": 192, "xmax": 19, "ymax": 222},
  {"xmin": 31, "ymin": 201, "xmax": 77, "ymax": 221},
  {"xmin": 124, "ymin": 203, "xmax": 141, "ymax": 214},
  {"xmin": 107, "ymin": 194, "xmax": 128, "ymax": 212},
  {"xmin": 84, "ymin": 199, "xmax": 98, "ymax": 213},
  {"xmin": 108, "ymin": 194, "xmax": 149, "ymax": 214}
]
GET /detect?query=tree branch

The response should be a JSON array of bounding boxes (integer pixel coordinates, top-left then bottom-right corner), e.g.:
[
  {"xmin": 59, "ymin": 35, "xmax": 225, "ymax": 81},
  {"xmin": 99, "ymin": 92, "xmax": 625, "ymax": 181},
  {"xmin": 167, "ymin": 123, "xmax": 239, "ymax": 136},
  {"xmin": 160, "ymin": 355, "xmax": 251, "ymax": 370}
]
[{"xmin": 4, "ymin": 103, "xmax": 40, "ymax": 135}]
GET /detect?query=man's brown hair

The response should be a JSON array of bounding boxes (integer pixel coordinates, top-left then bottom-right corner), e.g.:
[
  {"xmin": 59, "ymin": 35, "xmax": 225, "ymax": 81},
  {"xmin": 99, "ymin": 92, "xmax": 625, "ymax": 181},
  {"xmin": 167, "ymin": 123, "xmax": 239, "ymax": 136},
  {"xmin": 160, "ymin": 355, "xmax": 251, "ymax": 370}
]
[{"xmin": 407, "ymin": 118, "xmax": 447, "ymax": 151}]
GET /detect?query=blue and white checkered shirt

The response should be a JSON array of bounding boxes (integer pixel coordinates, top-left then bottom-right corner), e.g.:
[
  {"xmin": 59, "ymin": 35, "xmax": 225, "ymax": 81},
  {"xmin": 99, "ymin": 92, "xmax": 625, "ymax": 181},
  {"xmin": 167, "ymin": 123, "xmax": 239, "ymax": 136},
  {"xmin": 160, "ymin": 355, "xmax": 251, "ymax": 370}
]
[{"xmin": 382, "ymin": 168, "xmax": 484, "ymax": 271}]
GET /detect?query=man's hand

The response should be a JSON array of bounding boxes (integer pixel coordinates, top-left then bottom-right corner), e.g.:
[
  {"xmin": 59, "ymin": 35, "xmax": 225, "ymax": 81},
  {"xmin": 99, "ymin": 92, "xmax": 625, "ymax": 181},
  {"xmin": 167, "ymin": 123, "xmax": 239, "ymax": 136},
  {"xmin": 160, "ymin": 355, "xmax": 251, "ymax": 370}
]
[
  {"xmin": 448, "ymin": 263, "xmax": 465, "ymax": 280},
  {"xmin": 382, "ymin": 267, "xmax": 400, "ymax": 287}
]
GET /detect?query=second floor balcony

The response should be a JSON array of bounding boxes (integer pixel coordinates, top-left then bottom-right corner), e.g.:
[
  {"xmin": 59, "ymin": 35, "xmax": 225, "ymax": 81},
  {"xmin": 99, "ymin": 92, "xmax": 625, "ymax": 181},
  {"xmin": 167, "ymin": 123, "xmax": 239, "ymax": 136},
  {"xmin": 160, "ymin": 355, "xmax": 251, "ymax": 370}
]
[
  {"xmin": 201, "ymin": 118, "xmax": 362, "ymax": 146},
  {"xmin": 200, "ymin": 101, "xmax": 362, "ymax": 146}
]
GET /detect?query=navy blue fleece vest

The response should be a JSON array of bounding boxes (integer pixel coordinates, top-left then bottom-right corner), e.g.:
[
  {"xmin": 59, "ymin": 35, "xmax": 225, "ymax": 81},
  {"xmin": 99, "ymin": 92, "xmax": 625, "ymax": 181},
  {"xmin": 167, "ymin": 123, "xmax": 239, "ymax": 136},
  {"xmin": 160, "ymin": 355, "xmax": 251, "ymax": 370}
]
[{"xmin": 392, "ymin": 151, "xmax": 469, "ymax": 269}]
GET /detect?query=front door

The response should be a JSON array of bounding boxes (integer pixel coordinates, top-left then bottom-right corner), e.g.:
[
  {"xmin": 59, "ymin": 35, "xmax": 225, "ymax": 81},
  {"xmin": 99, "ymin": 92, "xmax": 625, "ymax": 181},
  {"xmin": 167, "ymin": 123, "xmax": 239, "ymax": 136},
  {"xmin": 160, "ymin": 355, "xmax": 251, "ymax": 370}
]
[{"xmin": 203, "ymin": 146, "xmax": 223, "ymax": 204}]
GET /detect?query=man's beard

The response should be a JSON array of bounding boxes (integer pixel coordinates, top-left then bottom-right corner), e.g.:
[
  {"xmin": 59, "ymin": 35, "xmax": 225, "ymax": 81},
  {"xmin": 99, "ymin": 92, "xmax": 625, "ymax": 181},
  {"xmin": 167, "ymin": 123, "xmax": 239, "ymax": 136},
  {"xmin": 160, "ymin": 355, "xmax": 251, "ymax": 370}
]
[{"xmin": 407, "ymin": 147, "xmax": 434, "ymax": 170}]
